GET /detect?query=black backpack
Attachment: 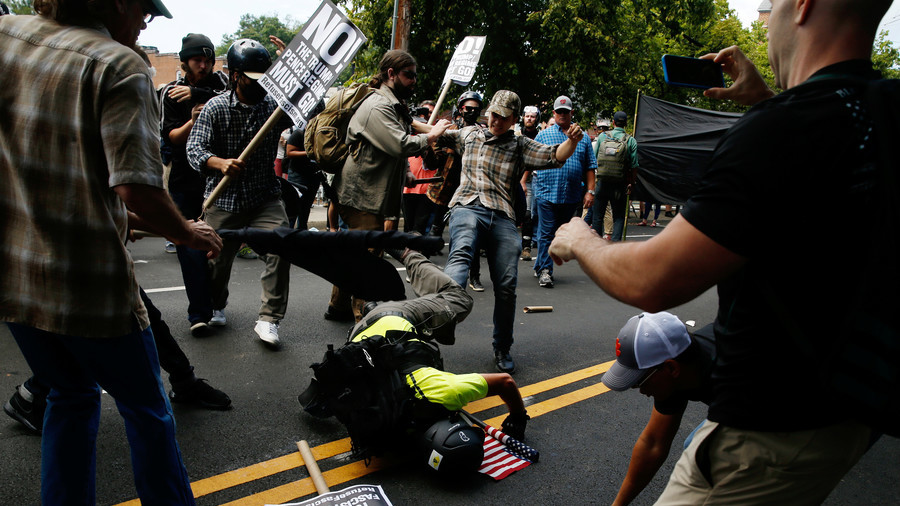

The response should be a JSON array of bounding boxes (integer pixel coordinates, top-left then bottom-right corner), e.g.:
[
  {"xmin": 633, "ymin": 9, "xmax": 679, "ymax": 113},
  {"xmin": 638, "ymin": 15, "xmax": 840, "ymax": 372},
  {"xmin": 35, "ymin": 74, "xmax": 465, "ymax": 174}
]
[{"xmin": 298, "ymin": 331, "xmax": 446, "ymax": 458}]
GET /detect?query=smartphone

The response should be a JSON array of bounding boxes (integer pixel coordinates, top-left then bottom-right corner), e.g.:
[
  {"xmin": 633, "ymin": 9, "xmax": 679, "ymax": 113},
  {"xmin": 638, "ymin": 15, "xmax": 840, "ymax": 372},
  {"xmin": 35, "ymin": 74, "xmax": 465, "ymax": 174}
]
[{"xmin": 661, "ymin": 54, "xmax": 725, "ymax": 90}]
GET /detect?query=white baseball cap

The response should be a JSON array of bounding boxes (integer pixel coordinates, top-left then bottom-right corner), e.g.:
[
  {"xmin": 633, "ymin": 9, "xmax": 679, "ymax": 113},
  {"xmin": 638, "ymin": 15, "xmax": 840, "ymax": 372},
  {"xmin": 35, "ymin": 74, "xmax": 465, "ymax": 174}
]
[{"xmin": 601, "ymin": 312, "xmax": 691, "ymax": 391}]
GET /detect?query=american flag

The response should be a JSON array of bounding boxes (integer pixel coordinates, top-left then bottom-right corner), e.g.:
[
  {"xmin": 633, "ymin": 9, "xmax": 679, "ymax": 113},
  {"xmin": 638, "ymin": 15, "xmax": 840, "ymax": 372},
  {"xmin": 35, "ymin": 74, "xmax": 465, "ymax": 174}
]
[{"xmin": 477, "ymin": 425, "xmax": 535, "ymax": 480}]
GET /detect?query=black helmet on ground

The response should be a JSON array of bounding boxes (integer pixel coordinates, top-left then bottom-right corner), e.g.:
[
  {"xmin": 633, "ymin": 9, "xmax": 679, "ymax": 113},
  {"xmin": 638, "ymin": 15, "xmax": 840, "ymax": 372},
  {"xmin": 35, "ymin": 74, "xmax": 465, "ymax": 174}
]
[
  {"xmin": 419, "ymin": 417, "xmax": 484, "ymax": 474},
  {"xmin": 226, "ymin": 39, "xmax": 271, "ymax": 79}
]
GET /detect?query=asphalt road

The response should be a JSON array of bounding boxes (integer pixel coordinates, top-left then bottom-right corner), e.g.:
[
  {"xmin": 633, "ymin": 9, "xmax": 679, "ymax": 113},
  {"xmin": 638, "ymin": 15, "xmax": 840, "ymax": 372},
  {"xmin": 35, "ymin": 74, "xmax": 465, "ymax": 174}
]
[{"xmin": 1, "ymin": 211, "xmax": 898, "ymax": 505}]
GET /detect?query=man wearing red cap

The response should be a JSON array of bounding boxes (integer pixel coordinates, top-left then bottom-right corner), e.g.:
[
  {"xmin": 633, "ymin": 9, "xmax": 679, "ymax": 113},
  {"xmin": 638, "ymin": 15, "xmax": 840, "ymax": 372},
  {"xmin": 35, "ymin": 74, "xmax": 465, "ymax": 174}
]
[{"xmin": 602, "ymin": 312, "xmax": 715, "ymax": 506}]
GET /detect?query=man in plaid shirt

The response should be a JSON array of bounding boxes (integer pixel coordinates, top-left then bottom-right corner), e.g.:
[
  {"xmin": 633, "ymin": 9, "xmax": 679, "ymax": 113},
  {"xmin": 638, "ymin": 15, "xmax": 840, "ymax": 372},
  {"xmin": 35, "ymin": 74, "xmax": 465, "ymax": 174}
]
[
  {"xmin": 187, "ymin": 39, "xmax": 294, "ymax": 348},
  {"xmin": 436, "ymin": 90, "xmax": 584, "ymax": 373}
]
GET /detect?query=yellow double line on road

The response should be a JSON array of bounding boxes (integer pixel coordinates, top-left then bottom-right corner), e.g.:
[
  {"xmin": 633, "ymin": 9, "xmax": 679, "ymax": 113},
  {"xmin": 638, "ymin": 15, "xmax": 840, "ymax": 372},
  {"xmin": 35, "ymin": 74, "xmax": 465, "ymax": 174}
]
[{"xmin": 116, "ymin": 361, "xmax": 615, "ymax": 506}]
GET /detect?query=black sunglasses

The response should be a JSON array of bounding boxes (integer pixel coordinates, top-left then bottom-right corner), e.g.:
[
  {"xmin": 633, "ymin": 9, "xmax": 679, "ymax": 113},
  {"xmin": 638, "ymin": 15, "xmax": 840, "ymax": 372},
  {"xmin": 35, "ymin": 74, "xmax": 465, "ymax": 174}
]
[{"xmin": 400, "ymin": 69, "xmax": 418, "ymax": 80}]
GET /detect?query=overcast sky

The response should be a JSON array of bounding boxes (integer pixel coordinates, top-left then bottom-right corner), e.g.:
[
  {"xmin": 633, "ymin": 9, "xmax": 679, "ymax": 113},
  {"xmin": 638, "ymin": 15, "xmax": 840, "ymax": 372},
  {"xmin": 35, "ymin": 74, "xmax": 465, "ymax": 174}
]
[{"xmin": 138, "ymin": 1, "xmax": 900, "ymax": 55}]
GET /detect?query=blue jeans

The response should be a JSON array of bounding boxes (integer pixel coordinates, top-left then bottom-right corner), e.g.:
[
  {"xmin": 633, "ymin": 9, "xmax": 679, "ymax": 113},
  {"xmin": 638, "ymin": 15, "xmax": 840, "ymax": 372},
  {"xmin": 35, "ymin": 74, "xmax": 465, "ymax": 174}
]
[
  {"xmin": 169, "ymin": 190, "xmax": 213, "ymax": 325},
  {"xmin": 534, "ymin": 198, "xmax": 579, "ymax": 275},
  {"xmin": 444, "ymin": 205, "xmax": 521, "ymax": 353},
  {"xmin": 593, "ymin": 180, "xmax": 627, "ymax": 241},
  {"xmin": 8, "ymin": 322, "xmax": 195, "ymax": 505}
]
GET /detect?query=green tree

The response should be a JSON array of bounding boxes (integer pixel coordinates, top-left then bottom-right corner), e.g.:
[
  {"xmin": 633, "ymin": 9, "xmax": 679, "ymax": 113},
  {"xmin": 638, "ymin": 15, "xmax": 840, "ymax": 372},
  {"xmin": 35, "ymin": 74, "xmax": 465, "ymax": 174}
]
[
  {"xmin": 873, "ymin": 31, "xmax": 900, "ymax": 79},
  {"xmin": 216, "ymin": 14, "xmax": 301, "ymax": 59},
  {"xmin": 5, "ymin": 0, "xmax": 33, "ymax": 14}
]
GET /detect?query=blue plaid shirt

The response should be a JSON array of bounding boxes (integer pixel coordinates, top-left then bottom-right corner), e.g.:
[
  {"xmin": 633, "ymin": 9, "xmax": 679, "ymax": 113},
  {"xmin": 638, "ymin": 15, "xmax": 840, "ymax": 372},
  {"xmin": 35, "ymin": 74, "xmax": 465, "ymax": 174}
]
[
  {"xmin": 533, "ymin": 124, "xmax": 597, "ymax": 204},
  {"xmin": 187, "ymin": 92, "xmax": 292, "ymax": 213}
]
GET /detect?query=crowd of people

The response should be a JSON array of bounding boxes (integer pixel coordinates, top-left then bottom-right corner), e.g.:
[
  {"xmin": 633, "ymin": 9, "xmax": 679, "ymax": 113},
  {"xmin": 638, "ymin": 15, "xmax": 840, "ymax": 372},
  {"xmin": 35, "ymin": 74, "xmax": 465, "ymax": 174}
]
[{"xmin": 1, "ymin": 0, "xmax": 897, "ymax": 503}]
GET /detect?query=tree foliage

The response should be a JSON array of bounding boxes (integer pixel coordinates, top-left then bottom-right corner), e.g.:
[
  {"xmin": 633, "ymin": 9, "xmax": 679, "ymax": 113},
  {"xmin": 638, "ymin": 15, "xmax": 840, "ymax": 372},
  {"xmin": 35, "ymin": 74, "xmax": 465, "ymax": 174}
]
[
  {"xmin": 216, "ymin": 14, "xmax": 301, "ymax": 59},
  {"xmin": 338, "ymin": 0, "xmax": 765, "ymax": 122},
  {"xmin": 254, "ymin": 1, "xmax": 898, "ymax": 122},
  {"xmin": 5, "ymin": 0, "xmax": 33, "ymax": 14}
]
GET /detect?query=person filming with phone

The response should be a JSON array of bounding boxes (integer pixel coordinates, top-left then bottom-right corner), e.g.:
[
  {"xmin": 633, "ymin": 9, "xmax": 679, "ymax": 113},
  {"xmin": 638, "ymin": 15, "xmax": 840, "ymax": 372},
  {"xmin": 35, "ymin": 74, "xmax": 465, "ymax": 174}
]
[{"xmin": 551, "ymin": 0, "xmax": 898, "ymax": 503}]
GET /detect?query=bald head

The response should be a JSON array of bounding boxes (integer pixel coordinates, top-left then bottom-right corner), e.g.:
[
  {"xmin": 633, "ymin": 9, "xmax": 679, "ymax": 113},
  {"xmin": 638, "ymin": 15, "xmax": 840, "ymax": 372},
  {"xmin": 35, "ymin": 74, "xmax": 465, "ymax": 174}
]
[{"xmin": 768, "ymin": 0, "xmax": 894, "ymax": 89}]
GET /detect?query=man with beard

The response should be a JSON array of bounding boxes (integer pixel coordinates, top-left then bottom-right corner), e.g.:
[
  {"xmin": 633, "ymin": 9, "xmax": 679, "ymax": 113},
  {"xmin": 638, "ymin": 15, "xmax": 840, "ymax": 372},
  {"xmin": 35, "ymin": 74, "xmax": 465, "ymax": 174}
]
[
  {"xmin": 160, "ymin": 33, "xmax": 228, "ymax": 336},
  {"xmin": 325, "ymin": 49, "xmax": 450, "ymax": 322},
  {"xmin": 187, "ymin": 38, "xmax": 294, "ymax": 347},
  {"xmin": 518, "ymin": 105, "xmax": 541, "ymax": 261}
]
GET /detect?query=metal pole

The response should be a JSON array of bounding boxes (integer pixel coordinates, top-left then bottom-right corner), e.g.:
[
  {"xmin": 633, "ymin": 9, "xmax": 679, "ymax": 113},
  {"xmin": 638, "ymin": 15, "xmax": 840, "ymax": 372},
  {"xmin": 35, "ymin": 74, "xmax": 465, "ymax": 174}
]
[{"xmin": 390, "ymin": 0, "xmax": 399, "ymax": 49}]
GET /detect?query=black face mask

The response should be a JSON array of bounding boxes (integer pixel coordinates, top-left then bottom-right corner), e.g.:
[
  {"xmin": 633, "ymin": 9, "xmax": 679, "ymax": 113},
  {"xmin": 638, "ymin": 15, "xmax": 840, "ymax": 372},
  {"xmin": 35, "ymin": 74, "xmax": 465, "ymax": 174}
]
[
  {"xmin": 462, "ymin": 108, "xmax": 482, "ymax": 126},
  {"xmin": 240, "ymin": 78, "xmax": 267, "ymax": 104}
]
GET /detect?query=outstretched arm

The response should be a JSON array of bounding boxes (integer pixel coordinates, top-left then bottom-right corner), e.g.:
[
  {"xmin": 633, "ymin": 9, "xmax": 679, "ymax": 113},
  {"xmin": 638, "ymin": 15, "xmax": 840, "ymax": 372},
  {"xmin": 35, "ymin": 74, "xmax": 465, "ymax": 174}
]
[
  {"xmin": 482, "ymin": 373, "xmax": 525, "ymax": 414},
  {"xmin": 482, "ymin": 373, "xmax": 529, "ymax": 440},
  {"xmin": 612, "ymin": 407, "xmax": 684, "ymax": 506},
  {"xmin": 549, "ymin": 215, "xmax": 745, "ymax": 312}
]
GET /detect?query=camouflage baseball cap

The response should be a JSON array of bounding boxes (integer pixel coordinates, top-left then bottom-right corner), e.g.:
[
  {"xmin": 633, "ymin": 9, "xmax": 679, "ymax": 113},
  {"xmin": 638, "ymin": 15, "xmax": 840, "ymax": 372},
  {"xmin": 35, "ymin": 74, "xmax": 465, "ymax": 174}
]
[{"xmin": 485, "ymin": 90, "xmax": 521, "ymax": 118}]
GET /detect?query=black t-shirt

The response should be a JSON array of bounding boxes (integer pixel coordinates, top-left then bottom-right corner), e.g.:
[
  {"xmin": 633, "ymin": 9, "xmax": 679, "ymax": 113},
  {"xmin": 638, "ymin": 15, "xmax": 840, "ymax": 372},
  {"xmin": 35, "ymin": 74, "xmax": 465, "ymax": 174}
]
[
  {"xmin": 681, "ymin": 60, "xmax": 886, "ymax": 431},
  {"xmin": 654, "ymin": 324, "xmax": 716, "ymax": 416}
]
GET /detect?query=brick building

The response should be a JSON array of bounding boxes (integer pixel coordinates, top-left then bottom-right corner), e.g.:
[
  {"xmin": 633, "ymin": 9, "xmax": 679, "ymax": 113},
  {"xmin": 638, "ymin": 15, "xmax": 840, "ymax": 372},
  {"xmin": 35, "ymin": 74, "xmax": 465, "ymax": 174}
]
[
  {"xmin": 141, "ymin": 45, "xmax": 228, "ymax": 90},
  {"xmin": 757, "ymin": 1, "xmax": 771, "ymax": 28}
]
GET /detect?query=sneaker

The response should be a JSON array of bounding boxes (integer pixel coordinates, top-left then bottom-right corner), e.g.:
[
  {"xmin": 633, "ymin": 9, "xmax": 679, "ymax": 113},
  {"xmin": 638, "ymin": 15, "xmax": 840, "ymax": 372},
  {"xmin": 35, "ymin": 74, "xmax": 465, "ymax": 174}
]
[
  {"xmin": 164, "ymin": 241, "xmax": 177, "ymax": 254},
  {"xmin": 533, "ymin": 270, "xmax": 539, "ymax": 278},
  {"xmin": 494, "ymin": 351, "xmax": 516, "ymax": 374},
  {"xmin": 468, "ymin": 276, "xmax": 485, "ymax": 292},
  {"xmin": 209, "ymin": 309, "xmax": 226, "ymax": 327},
  {"xmin": 520, "ymin": 247, "xmax": 532, "ymax": 261},
  {"xmin": 169, "ymin": 379, "xmax": 232, "ymax": 410},
  {"xmin": 237, "ymin": 244, "xmax": 258, "ymax": 259},
  {"xmin": 538, "ymin": 269, "xmax": 554, "ymax": 288},
  {"xmin": 254, "ymin": 320, "xmax": 281, "ymax": 347},
  {"xmin": 4, "ymin": 384, "xmax": 45, "ymax": 435},
  {"xmin": 190, "ymin": 320, "xmax": 212, "ymax": 337}
]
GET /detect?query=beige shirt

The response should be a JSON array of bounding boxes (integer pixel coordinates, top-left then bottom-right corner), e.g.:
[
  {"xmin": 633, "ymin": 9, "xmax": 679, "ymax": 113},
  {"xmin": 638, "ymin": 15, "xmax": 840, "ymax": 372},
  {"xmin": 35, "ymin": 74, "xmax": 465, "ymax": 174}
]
[{"xmin": 0, "ymin": 16, "xmax": 162, "ymax": 337}]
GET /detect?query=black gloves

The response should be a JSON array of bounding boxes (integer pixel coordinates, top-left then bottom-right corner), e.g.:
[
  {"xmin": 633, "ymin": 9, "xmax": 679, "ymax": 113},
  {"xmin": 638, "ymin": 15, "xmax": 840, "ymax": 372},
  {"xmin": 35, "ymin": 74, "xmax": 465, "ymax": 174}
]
[{"xmin": 501, "ymin": 410, "xmax": 530, "ymax": 441}]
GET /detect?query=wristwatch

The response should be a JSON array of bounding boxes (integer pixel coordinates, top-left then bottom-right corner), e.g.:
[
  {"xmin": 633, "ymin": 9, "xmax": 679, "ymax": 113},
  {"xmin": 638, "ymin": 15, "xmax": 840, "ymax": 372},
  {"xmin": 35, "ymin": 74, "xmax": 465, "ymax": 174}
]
[{"xmin": 588, "ymin": 189, "xmax": 596, "ymax": 195}]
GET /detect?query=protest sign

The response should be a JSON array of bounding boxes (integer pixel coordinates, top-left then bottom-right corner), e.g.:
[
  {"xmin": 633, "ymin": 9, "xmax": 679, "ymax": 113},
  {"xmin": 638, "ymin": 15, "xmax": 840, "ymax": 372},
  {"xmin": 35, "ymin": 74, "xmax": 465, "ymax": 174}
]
[
  {"xmin": 428, "ymin": 36, "xmax": 487, "ymax": 124},
  {"xmin": 269, "ymin": 484, "xmax": 393, "ymax": 506},
  {"xmin": 259, "ymin": 0, "xmax": 367, "ymax": 128},
  {"xmin": 441, "ymin": 36, "xmax": 486, "ymax": 86}
]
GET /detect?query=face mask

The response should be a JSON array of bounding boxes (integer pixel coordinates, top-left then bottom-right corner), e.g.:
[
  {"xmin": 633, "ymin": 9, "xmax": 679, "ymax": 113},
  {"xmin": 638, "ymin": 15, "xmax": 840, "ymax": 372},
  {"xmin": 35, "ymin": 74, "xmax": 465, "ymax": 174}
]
[
  {"xmin": 462, "ymin": 108, "xmax": 482, "ymax": 125},
  {"xmin": 241, "ymin": 78, "xmax": 267, "ymax": 104}
]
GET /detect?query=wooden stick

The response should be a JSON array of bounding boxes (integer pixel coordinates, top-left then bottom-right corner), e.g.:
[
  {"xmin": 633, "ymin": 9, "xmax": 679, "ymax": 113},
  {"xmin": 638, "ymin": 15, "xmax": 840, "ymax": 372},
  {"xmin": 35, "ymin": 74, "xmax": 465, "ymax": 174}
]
[
  {"xmin": 427, "ymin": 80, "xmax": 451, "ymax": 125},
  {"xmin": 202, "ymin": 107, "xmax": 285, "ymax": 213},
  {"xmin": 297, "ymin": 439, "xmax": 330, "ymax": 495}
]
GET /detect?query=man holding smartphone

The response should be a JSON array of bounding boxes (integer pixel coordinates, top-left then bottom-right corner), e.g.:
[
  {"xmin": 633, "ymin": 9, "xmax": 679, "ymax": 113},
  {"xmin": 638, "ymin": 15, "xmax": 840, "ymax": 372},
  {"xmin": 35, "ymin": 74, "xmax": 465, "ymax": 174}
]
[{"xmin": 551, "ymin": 0, "xmax": 896, "ymax": 503}]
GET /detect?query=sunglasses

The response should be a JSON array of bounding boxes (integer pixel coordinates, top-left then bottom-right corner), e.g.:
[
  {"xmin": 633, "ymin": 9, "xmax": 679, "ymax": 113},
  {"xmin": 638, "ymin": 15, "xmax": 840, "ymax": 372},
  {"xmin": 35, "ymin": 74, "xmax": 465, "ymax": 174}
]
[
  {"xmin": 462, "ymin": 106, "xmax": 481, "ymax": 113},
  {"xmin": 633, "ymin": 368, "xmax": 658, "ymax": 389},
  {"xmin": 554, "ymin": 109, "xmax": 572, "ymax": 114},
  {"xmin": 400, "ymin": 69, "xmax": 418, "ymax": 80}
]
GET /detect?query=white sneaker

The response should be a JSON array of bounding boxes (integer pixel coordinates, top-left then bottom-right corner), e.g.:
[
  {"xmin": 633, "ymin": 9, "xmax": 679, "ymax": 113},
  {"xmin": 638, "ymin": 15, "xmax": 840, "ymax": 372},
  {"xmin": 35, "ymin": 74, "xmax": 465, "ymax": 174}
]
[
  {"xmin": 254, "ymin": 320, "xmax": 280, "ymax": 346},
  {"xmin": 209, "ymin": 309, "xmax": 226, "ymax": 327}
]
